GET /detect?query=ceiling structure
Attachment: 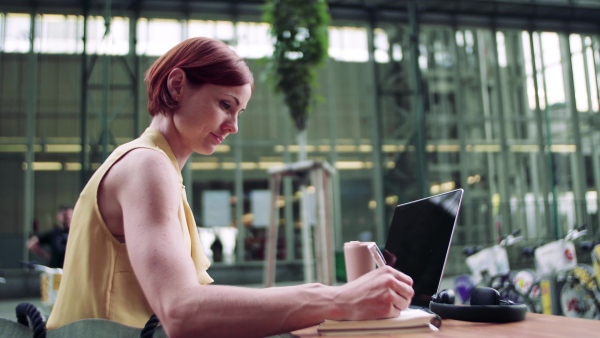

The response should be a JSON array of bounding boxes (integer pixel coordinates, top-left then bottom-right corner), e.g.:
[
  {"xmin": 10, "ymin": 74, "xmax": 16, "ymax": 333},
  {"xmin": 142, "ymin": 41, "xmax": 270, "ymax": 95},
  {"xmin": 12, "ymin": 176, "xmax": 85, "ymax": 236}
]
[{"xmin": 0, "ymin": 0, "xmax": 599, "ymax": 32}]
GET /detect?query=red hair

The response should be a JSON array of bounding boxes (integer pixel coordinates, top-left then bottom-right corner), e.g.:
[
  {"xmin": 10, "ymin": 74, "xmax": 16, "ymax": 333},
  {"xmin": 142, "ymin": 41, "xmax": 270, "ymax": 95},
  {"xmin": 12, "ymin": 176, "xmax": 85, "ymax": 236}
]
[{"xmin": 144, "ymin": 37, "xmax": 254, "ymax": 116}]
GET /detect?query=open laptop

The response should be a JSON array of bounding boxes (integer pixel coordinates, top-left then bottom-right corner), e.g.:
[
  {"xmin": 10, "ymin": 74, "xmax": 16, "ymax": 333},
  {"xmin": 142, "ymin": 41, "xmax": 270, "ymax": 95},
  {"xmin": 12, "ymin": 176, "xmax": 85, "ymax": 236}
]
[{"xmin": 384, "ymin": 189, "xmax": 464, "ymax": 308}]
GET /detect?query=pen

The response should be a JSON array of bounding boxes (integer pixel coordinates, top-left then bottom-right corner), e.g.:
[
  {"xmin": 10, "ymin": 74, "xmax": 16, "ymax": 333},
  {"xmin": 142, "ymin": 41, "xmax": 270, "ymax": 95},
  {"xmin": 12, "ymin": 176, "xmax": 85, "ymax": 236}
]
[{"xmin": 367, "ymin": 242, "xmax": 386, "ymax": 268}]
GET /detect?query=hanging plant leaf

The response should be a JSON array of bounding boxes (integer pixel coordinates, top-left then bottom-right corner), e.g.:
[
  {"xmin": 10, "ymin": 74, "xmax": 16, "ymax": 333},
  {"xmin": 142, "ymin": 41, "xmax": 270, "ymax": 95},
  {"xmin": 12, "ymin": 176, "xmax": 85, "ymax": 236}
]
[{"xmin": 263, "ymin": 0, "xmax": 330, "ymax": 131}]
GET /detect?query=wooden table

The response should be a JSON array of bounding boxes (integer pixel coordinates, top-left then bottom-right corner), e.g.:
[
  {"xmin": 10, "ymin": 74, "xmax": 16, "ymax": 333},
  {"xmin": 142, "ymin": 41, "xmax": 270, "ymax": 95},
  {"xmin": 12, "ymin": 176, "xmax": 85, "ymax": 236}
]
[{"xmin": 290, "ymin": 313, "xmax": 600, "ymax": 337}]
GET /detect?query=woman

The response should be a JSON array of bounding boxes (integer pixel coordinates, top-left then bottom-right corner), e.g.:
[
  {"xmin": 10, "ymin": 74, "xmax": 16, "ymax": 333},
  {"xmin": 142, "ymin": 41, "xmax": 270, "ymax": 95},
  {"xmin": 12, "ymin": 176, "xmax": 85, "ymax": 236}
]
[{"xmin": 47, "ymin": 37, "xmax": 414, "ymax": 338}]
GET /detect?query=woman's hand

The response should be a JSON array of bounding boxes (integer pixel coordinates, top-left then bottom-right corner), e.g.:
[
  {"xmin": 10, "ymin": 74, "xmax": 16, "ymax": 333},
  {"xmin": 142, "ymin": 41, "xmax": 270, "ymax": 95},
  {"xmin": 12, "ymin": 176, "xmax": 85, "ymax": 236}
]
[{"xmin": 331, "ymin": 266, "xmax": 414, "ymax": 321}]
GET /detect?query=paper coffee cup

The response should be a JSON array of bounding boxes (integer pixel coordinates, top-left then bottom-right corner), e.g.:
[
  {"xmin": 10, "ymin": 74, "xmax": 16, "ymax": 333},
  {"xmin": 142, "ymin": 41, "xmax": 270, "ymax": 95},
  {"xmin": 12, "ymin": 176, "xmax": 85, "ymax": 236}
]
[{"xmin": 344, "ymin": 241, "xmax": 376, "ymax": 282}]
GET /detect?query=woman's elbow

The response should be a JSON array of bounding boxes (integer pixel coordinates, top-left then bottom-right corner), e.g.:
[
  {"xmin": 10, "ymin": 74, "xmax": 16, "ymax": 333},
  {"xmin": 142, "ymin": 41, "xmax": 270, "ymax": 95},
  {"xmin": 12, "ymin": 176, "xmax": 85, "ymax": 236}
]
[{"xmin": 159, "ymin": 300, "xmax": 205, "ymax": 338}]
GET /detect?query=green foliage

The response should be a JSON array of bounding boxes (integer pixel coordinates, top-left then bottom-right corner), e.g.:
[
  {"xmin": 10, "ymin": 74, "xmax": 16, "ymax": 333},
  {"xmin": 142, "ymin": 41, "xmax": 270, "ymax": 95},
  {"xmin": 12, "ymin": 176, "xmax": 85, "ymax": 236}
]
[{"xmin": 263, "ymin": 0, "xmax": 330, "ymax": 131}]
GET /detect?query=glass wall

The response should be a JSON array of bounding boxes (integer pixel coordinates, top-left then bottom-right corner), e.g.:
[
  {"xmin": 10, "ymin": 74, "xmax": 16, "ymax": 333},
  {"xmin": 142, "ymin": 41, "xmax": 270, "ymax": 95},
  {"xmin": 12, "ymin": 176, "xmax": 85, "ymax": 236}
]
[{"xmin": 372, "ymin": 21, "xmax": 600, "ymax": 272}]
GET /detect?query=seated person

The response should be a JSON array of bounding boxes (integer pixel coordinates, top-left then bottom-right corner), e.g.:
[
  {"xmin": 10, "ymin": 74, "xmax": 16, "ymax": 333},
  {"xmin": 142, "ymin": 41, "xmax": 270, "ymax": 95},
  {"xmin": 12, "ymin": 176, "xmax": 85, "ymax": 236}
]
[{"xmin": 46, "ymin": 37, "xmax": 414, "ymax": 338}]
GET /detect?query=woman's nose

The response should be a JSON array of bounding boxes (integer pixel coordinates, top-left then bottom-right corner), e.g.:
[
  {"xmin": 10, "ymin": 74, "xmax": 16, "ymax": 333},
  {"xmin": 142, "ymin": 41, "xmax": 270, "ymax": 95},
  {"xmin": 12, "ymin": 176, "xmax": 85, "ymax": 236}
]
[{"xmin": 223, "ymin": 116, "xmax": 238, "ymax": 134}]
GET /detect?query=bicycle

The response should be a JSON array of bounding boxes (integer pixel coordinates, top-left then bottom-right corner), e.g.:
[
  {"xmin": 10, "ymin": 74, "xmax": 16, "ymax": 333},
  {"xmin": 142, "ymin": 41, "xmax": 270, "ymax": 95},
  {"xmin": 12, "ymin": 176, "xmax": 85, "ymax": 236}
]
[
  {"xmin": 555, "ymin": 236, "xmax": 600, "ymax": 319},
  {"xmin": 532, "ymin": 225, "xmax": 598, "ymax": 318},
  {"xmin": 458, "ymin": 230, "xmax": 541, "ymax": 312},
  {"xmin": 464, "ymin": 230, "xmax": 521, "ymax": 284}
]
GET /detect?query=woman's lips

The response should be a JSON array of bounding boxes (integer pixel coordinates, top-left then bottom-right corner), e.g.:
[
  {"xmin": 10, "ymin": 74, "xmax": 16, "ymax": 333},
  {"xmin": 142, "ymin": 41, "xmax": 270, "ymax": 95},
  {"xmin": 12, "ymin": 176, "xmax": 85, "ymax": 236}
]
[{"xmin": 212, "ymin": 133, "xmax": 224, "ymax": 144}]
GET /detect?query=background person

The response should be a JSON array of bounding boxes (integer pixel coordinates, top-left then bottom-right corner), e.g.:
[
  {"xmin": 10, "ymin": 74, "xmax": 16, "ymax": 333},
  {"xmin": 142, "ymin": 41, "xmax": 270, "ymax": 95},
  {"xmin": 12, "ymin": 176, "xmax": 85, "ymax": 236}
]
[
  {"xmin": 46, "ymin": 37, "xmax": 414, "ymax": 338},
  {"xmin": 27, "ymin": 205, "xmax": 72, "ymax": 268}
]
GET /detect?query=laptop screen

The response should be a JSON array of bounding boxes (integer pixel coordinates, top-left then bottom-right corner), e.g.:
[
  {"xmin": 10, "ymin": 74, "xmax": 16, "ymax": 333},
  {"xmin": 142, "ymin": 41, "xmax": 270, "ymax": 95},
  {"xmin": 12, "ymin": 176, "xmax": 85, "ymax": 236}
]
[{"xmin": 384, "ymin": 189, "xmax": 463, "ymax": 307}]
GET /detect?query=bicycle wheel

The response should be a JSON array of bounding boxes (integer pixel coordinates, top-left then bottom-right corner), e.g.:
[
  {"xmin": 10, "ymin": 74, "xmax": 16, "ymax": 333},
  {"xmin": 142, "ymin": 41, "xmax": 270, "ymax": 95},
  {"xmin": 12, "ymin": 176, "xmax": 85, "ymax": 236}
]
[
  {"xmin": 560, "ymin": 282, "xmax": 596, "ymax": 318},
  {"xmin": 513, "ymin": 269, "xmax": 542, "ymax": 313},
  {"xmin": 513, "ymin": 269, "xmax": 537, "ymax": 295},
  {"xmin": 524, "ymin": 280, "xmax": 543, "ymax": 313},
  {"xmin": 559, "ymin": 265, "xmax": 597, "ymax": 318}
]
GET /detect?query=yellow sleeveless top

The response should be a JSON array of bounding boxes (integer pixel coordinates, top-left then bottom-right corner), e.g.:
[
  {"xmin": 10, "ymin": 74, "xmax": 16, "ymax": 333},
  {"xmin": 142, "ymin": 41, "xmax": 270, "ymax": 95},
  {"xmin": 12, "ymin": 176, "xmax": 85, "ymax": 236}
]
[{"xmin": 47, "ymin": 128, "xmax": 213, "ymax": 330}]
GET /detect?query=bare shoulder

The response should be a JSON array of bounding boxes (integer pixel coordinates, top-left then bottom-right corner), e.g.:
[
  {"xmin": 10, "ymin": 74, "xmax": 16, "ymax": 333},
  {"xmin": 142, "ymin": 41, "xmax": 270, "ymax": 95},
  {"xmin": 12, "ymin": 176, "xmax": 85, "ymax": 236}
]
[
  {"xmin": 108, "ymin": 148, "xmax": 180, "ymax": 191},
  {"xmin": 99, "ymin": 147, "xmax": 181, "ymax": 240}
]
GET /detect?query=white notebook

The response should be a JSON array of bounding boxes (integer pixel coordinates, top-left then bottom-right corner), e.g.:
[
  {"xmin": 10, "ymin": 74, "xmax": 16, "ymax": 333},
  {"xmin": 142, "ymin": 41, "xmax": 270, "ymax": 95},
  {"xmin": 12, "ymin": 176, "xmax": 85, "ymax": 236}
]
[{"xmin": 318, "ymin": 308, "xmax": 438, "ymax": 335}]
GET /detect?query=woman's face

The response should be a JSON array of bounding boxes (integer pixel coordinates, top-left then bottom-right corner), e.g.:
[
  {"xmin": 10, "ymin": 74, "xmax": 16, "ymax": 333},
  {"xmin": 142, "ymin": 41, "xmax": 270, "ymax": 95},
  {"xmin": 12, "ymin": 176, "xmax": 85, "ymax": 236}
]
[{"xmin": 173, "ymin": 82, "xmax": 252, "ymax": 155}]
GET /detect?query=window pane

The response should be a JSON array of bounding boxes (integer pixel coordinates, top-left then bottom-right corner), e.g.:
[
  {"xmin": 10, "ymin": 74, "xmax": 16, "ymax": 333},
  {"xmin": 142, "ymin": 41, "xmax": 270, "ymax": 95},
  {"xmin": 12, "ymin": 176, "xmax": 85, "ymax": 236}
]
[
  {"xmin": 235, "ymin": 22, "xmax": 272, "ymax": 59},
  {"xmin": 570, "ymin": 34, "xmax": 589, "ymax": 112},
  {"xmin": 85, "ymin": 16, "xmax": 129, "ymax": 55},
  {"xmin": 5, "ymin": 13, "xmax": 31, "ymax": 53},
  {"xmin": 137, "ymin": 18, "xmax": 182, "ymax": 56},
  {"xmin": 374, "ymin": 28, "xmax": 389, "ymax": 63},
  {"xmin": 586, "ymin": 43, "xmax": 599, "ymax": 111},
  {"xmin": 541, "ymin": 33, "xmax": 565, "ymax": 107},
  {"xmin": 35, "ymin": 14, "xmax": 80, "ymax": 54},
  {"xmin": 328, "ymin": 26, "xmax": 368, "ymax": 62}
]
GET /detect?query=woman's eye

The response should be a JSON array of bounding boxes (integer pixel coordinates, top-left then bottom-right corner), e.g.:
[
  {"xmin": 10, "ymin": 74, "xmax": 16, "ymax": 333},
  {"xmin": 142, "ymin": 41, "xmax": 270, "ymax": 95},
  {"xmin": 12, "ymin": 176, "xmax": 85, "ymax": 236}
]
[{"xmin": 220, "ymin": 101, "xmax": 231, "ymax": 110}]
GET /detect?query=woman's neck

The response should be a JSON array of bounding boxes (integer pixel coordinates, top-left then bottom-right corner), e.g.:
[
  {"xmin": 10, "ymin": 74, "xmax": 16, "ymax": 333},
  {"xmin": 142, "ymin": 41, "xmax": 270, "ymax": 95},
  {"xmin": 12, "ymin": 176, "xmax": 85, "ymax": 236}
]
[{"xmin": 149, "ymin": 115, "xmax": 191, "ymax": 170}]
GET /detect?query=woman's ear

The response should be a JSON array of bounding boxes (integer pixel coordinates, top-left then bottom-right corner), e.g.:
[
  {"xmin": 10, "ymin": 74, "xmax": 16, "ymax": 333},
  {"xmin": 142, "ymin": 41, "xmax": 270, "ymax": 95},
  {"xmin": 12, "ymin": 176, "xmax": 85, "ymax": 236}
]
[{"xmin": 167, "ymin": 68, "xmax": 186, "ymax": 101}]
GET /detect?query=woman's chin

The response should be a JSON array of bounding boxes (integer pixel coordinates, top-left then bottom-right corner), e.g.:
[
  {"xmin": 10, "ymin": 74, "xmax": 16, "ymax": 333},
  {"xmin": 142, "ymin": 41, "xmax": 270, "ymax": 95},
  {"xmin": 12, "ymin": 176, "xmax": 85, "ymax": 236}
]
[{"xmin": 196, "ymin": 147, "xmax": 215, "ymax": 156}]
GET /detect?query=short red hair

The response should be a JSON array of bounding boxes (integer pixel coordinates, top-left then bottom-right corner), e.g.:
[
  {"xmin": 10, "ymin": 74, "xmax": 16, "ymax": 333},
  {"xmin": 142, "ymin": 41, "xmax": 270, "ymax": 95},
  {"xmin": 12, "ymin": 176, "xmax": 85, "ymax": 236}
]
[{"xmin": 144, "ymin": 37, "xmax": 254, "ymax": 116}]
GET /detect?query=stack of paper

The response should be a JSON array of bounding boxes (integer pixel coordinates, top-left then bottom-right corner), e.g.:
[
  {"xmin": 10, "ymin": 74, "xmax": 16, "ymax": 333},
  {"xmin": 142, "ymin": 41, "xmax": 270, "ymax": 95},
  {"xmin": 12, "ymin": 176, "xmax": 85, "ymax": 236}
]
[{"xmin": 318, "ymin": 308, "xmax": 439, "ymax": 336}]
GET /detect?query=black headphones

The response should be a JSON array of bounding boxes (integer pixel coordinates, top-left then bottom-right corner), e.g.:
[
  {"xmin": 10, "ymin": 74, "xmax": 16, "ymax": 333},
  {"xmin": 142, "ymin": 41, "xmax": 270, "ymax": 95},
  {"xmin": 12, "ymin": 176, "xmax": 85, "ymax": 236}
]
[{"xmin": 429, "ymin": 287, "xmax": 527, "ymax": 323}]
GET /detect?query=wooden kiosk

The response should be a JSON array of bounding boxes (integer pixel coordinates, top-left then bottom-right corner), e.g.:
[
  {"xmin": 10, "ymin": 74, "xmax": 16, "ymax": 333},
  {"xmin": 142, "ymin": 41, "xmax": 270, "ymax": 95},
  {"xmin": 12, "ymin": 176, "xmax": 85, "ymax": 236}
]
[{"xmin": 263, "ymin": 160, "xmax": 337, "ymax": 287}]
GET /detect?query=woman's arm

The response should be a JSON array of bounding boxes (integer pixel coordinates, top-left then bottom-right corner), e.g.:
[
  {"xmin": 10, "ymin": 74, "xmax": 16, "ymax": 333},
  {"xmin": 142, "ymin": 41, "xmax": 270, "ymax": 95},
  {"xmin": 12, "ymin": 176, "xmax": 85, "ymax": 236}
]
[
  {"xmin": 27, "ymin": 236, "xmax": 51, "ymax": 260},
  {"xmin": 111, "ymin": 149, "xmax": 413, "ymax": 338}
]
